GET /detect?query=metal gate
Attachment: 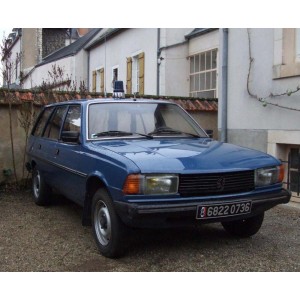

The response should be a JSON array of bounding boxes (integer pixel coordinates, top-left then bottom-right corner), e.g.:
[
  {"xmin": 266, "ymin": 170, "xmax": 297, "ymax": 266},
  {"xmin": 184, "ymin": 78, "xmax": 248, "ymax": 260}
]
[{"xmin": 283, "ymin": 148, "xmax": 300, "ymax": 199}]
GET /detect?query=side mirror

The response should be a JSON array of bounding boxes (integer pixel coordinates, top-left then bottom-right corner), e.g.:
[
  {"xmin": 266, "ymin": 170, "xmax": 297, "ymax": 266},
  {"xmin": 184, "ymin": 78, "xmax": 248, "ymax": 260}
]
[{"xmin": 61, "ymin": 131, "xmax": 80, "ymax": 144}]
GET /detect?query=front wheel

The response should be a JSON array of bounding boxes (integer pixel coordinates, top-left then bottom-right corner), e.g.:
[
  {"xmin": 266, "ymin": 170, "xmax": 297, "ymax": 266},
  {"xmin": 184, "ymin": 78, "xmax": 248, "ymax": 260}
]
[
  {"xmin": 92, "ymin": 189, "xmax": 127, "ymax": 258},
  {"xmin": 221, "ymin": 212, "xmax": 264, "ymax": 238}
]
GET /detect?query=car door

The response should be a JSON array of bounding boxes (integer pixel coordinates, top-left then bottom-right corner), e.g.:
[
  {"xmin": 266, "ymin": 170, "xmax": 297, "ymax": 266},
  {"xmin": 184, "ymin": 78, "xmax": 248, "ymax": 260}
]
[
  {"xmin": 52, "ymin": 105, "xmax": 86, "ymax": 205},
  {"xmin": 41, "ymin": 105, "xmax": 69, "ymax": 189},
  {"xmin": 28, "ymin": 106, "xmax": 56, "ymax": 181}
]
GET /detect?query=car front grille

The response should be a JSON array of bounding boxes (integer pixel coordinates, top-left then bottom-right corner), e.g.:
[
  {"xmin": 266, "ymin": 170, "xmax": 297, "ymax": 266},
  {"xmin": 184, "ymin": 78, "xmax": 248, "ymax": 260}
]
[{"xmin": 178, "ymin": 170, "xmax": 255, "ymax": 197}]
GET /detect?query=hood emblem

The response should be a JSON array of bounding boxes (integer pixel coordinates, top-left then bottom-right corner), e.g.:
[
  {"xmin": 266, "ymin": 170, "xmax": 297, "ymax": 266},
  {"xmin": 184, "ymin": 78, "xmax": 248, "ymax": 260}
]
[{"xmin": 216, "ymin": 177, "xmax": 226, "ymax": 191}]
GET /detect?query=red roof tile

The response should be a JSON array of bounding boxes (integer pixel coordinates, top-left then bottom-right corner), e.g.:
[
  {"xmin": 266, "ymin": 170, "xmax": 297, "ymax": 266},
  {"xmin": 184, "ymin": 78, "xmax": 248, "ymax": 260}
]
[{"xmin": 0, "ymin": 90, "xmax": 218, "ymax": 112}]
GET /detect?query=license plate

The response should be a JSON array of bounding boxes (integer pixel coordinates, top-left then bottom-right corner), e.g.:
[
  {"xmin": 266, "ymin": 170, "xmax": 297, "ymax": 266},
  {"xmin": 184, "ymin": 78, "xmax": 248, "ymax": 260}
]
[{"xmin": 196, "ymin": 201, "xmax": 252, "ymax": 219}]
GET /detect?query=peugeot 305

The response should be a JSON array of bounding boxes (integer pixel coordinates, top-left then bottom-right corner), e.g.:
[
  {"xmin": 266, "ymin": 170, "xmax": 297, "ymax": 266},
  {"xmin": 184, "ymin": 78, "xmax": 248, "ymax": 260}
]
[{"xmin": 26, "ymin": 98, "xmax": 291, "ymax": 257}]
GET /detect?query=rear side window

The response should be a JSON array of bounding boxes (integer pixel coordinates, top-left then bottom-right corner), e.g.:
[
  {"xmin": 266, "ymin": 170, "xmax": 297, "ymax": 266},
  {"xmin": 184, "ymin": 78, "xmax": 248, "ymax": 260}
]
[
  {"xmin": 62, "ymin": 105, "xmax": 81, "ymax": 133},
  {"xmin": 32, "ymin": 107, "xmax": 55, "ymax": 137},
  {"xmin": 43, "ymin": 106, "xmax": 68, "ymax": 140}
]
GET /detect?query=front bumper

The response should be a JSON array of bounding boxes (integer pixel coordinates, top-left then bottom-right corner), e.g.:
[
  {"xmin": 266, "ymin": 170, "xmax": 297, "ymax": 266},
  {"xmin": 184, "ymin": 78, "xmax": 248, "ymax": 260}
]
[{"xmin": 114, "ymin": 189, "xmax": 291, "ymax": 228}]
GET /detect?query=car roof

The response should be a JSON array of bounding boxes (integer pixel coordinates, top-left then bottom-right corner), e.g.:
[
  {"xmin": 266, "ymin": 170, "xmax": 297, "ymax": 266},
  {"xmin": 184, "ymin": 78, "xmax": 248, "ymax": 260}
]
[{"xmin": 44, "ymin": 98, "xmax": 174, "ymax": 108}]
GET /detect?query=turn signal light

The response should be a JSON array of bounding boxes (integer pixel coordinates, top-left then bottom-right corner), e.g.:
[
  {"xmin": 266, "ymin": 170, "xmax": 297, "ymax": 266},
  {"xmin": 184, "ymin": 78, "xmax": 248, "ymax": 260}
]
[
  {"xmin": 123, "ymin": 174, "xmax": 140, "ymax": 194},
  {"xmin": 278, "ymin": 164, "xmax": 285, "ymax": 183}
]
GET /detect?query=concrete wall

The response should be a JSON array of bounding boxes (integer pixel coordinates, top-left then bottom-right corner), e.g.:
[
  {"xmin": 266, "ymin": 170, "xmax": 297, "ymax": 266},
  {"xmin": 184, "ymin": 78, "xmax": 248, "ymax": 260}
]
[
  {"xmin": 160, "ymin": 28, "xmax": 192, "ymax": 97},
  {"xmin": 161, "ymin": 43, "xmax": 190, "ymax": 97},
  {"xmin": 189, "ymin": 30, "xmax": 219, "ymax": 56},
  {"xmin": 218, "ymin": 28, "xmax": 300, "ymax": 152},
  {"xmin": 23, "ymin": 56, "xmax": 74, "ymax": 89},
  {"xmin": 190, "ymin": 111, "xmax": 218, "ymax": 140},
  {"xmin": 89, "ymin": 28, "xmax": 158, "ymax": 95},
  {"xmin": 0, "ymin": 104, "xmax": 39, "ymax": 183},
  {"xmin": 75, "ymin": 49, "xmax": 88, "ymax": 85},
  {"xmin": 6, "ymin": 38, "xmax": 21, "ymax": 86},
  {"xmin": 89, "ymin": 28, "xmax": 193, "ymax": 97},
  {"xmin": 22, "ymin": 29, "xmax": 39, "ymax": 69},
  {"xmin": 227, "ymin": 129, "xmax": 268, "ymax": 153}
]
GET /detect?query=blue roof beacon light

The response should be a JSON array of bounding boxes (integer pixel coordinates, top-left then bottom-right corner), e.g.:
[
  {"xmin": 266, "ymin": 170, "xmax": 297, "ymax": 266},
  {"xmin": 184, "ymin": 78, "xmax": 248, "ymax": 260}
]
[{"xmin": 113, "ymin": 81, "xmax": 125, "ymax": 99}]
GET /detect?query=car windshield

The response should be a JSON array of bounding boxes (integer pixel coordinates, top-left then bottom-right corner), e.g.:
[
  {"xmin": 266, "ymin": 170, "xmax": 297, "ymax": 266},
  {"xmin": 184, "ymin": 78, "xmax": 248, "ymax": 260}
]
[{"xmin": 88, "ymin": 102, "xmax": 207, "ymax": 140}]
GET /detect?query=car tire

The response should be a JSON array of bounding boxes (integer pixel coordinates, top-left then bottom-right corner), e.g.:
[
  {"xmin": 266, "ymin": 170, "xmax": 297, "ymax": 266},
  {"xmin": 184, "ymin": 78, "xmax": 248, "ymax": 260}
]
[
  {"xmin": 92, "ymin": 188, "xmax": 128, "ymax": 258},
  {"xmin": 32, "ymin": 168, "xmax": 52, "ymax": 206},
  {"xmin": 221, "ymin": 212, "xmax": 264, "ymax": 238}
]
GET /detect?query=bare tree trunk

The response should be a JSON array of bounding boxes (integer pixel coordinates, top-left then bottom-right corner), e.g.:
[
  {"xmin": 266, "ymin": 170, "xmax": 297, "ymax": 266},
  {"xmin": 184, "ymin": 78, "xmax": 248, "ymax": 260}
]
[
  {"xmin": 22, "ymin": 133, "xmax": 28, "ymax": 181},
  {"xmin": 7, "ymin": 94, "xmax": 18, "ymax": 184}
]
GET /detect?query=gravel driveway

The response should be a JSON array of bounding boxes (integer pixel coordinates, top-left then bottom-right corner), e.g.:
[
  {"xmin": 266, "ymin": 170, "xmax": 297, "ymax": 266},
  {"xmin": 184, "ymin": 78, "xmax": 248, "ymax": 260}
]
[{"xmin": 0, "ymin": 189, "xmax": 299, "ymax": 272}]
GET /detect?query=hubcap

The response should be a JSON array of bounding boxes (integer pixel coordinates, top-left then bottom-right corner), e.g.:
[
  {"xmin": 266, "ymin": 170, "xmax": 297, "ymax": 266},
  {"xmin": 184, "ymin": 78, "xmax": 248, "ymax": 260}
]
[
  {"xmin": 33, "ymin": 171, "xmax": 41, "ymax": 199},
  {"xmin": 94, "ymin": 200, "xmax": 112, "ymax": 246}
]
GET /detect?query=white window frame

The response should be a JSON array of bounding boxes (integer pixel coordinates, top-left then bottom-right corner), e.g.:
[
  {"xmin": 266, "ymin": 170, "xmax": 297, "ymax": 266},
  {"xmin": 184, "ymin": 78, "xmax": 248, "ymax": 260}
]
[
  {"xmin": 132, "ymin": 55, "xmax": 139, "ymax": 94},
  {"xmin": 189, "ymin": 48, "xmax": 218, "ymax": 98}
]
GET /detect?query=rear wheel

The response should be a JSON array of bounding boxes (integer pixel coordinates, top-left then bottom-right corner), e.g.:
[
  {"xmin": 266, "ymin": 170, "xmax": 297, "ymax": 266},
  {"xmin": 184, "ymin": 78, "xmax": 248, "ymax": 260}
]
[
  {"xmin": 32, "ymin": 168, "xmax": 52, "ymax": 206},
  {"xmin": 92, "ymin": 189, "xmax": 127, "ymax": 258},
  {"xmin": 221, "ymin": 213, "xmax": 264, "ymax": 238}
]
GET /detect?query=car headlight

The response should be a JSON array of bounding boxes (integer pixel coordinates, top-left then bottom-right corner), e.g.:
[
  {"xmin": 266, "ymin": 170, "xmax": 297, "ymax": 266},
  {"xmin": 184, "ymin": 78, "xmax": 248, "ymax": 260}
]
[
  {"xmin": 123, "ymin": 174, "xmax": 179, "ymax": 195},
  {"xmin": 255, "ymin": 165, "xmax": 284, "ymax": 187}
]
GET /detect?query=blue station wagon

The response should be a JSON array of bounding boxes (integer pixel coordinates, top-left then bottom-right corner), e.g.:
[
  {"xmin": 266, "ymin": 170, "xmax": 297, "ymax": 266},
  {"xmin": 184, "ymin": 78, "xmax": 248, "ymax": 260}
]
[{"xmin": 26, "ymin": 96, "xmax": 291, "ymax": 257}]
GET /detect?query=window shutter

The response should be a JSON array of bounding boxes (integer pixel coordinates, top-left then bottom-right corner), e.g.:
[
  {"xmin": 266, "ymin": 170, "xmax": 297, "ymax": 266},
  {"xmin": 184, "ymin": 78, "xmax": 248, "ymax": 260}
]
[
  {"xmin": 100, "ymin": 68, "xmax": 104, "ymax": 93},
  {"xmin": 138, "ymin": 52, "xmax": 145, "ymax": 95},
  {"xmin": 92, "ymin": 71, "xmax": 96, "ymax": 92},
  {"xmin": 126, "ymin": 57, "xmax": 132, "ymax": 94}
]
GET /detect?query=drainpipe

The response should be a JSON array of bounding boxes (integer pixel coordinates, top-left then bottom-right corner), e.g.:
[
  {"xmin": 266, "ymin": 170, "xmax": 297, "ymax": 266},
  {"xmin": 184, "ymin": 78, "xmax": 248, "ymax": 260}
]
[
  {"xmin": 221, "ymin": 28, "xmax": 228, "ymax": 143},
  {"xmin": 156, "ymin": 28, "xmax": 161, "ymax": 96},
  {"xmin": 87, "ymin": 50, "xmax": 90, "ymax": 91}
]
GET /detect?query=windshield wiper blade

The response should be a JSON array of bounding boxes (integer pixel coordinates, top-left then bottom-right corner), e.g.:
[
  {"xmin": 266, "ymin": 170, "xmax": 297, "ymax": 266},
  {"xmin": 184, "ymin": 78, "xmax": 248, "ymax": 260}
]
[
  {"xmin": 148, "ymin": 128, "xmax": 200, "ymax": 138},
  {"xmin": 92, "ymin": 131, "xmax": 133, "ymax": 137},
  {"xmin": 134, "ymin": 132, "xmax": 153, "ymax": 139},
  {"xmin": 148, "ymin": 128, "xmax": 180, "ymax": 135},
  {"xmin": 91, "ymin": 131, "xmax": 153, "ymax": 139}
]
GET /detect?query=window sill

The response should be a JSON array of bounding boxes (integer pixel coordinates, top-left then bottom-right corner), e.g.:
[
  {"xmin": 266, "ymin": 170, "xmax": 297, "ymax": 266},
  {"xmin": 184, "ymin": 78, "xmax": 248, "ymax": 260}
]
[{"xmin": 273, "ymin": 62, "xmax": 300, "ymax": 79}]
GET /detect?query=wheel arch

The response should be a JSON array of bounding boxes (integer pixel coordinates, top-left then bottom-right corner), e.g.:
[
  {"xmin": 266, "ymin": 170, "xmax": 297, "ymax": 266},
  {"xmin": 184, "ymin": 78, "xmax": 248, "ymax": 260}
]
[{"xmin": 82, "ymin": 175, "xmax": 109, "ymax": 226}]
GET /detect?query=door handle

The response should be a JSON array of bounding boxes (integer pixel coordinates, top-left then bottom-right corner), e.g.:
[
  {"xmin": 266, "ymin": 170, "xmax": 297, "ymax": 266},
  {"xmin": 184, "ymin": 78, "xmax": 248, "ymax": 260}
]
[
  {"xmin": 38, "ymin": 144, "xmax": 41, "ymax": 150},
  {"xmin": 55, "ymin": 149, "xmax": 60, "ymax": 155}
]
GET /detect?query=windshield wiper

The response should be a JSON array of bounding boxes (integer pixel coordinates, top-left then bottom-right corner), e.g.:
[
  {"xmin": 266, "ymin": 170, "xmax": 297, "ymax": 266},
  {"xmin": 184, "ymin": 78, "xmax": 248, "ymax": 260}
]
[
  {"xmin": 91, "ymin": 131, "xmax": 153, "ymax": 139},
  {"xmin": 148, "ymin": 128, "xmax": 200, "ymax": 138},
  {"xmin": 134, "ymin": 132, "xmax": 153, "ymax": 139},
  {"xmin": 92, "ymin": 131, "xmax": 131, "ymax": 138}
]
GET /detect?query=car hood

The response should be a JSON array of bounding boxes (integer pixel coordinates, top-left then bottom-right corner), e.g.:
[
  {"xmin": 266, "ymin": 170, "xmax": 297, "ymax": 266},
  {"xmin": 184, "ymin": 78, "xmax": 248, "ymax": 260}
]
[{"xmin": 92, "ymin": 138, "xmax": 279, "ymax": 173}]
